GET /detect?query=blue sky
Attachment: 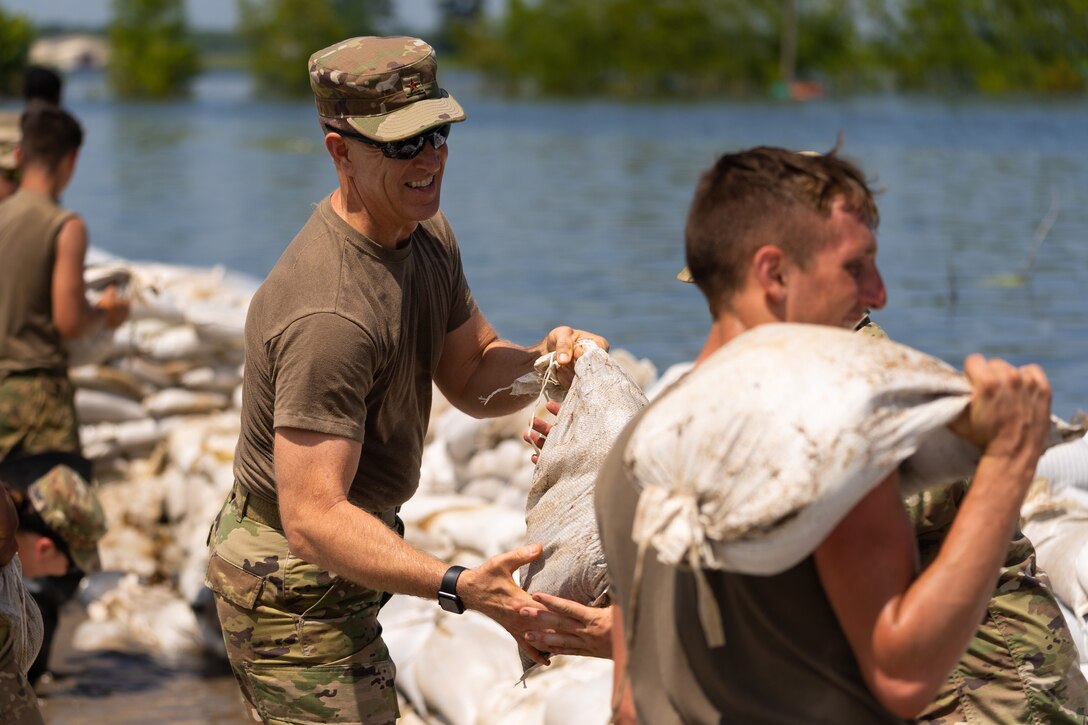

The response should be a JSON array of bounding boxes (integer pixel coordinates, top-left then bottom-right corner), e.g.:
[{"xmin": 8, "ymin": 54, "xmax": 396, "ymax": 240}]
[{"xmin": 4, "ymin": 0, "xmax": 441, "ymax": 31}]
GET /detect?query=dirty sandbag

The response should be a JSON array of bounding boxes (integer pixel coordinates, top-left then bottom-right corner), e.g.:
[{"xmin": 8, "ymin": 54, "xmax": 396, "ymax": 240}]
[
  {"xmin": 517, "ymin": 340, "xmax": 648, "ymax": 667},
  {"xmin": 626, "ymin": 323, "xmax": 1083, "ymax": 582}
]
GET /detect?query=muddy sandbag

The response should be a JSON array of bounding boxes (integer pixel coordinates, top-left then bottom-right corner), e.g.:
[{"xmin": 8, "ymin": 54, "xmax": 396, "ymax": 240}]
[
  {"xmin": 627, "ymin": 323, "xmax": 1082, "ymax": 581},
  {"xmin": 518, "ymin": 340, "xmax": 648, "ymax": 631}
]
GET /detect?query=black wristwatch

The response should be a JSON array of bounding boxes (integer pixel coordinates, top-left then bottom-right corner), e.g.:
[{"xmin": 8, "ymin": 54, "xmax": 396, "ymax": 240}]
[{"xmin": 438, "ymin": 565, "xmax": 467, "ymax": 614}]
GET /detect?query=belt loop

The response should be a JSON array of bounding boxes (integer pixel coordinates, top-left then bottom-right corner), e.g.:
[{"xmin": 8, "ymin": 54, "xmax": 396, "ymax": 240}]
[{"xmin": 235, "ymin": 489, "xmax": 250, "ymax": 523}]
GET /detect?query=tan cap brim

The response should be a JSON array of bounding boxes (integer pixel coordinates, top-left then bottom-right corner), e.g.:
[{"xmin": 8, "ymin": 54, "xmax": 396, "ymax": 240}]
[
  {"xmin": 677, "ymin": 266, "xmax": 694, "ymax": 283},
  {"xmin": 70, "ymin": 545, "xmax": 101, "ymax": 574},
  {"xmin": 346, "ymin": 94, "xmax": 466, "ymax": 142}
]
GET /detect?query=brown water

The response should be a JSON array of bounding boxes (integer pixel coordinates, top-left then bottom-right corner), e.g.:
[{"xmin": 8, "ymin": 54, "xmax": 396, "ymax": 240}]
[{"xmin": 36, "ymin": 603, "xmax": 248, "ymax": 725}]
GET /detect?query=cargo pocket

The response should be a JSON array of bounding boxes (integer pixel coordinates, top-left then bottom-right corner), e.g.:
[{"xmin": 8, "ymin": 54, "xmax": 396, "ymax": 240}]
[
  {"xmin": 205, "ymin": 551, "xmax": 265, "ymax": 610},
  {"xmin": 248, "ymin": 659, "xmax": 399, "ymax": 725}
]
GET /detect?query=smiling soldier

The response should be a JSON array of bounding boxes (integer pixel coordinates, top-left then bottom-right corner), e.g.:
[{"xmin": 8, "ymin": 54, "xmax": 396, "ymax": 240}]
[{"xmin": 204, "ymin": 36, "xmax": 606, "ymax": 725}]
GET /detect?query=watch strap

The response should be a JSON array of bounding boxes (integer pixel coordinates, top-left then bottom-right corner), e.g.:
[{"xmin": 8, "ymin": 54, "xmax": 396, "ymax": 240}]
[{"xmin": 438, "ymin": 565, "xmax": 467, "ymax": 614}]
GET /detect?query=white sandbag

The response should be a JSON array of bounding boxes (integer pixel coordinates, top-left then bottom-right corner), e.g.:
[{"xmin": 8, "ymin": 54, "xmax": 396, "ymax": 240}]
[
  {"xmin": 627, "ymin": 323, "xmax": 1081, "ymax": 579},
  {"xmin": 476, "ymin": 656, "xmax": 612, "ymax": 725},
  {"xmin": 80, "ymin": 418, "xmax": 163, "ymax": 459},
  {"xmin": 413, "ymin": 611, "xmax": 522, "ymax": 725},
  {"xmin": 466, "ymin": 438, "xmax": 533, "ymax": 485},
  {"xmin": 1023, "ymin": 437, "xmax": 1088, "ymax": 621},
  {"xmin": 519, "ymin": 340, "xmax": 649, "ymax": 610},
  {"xmin": 75, "ymin": 388, "xmax": 147, "ymax": 424},
  {"xmin": 69, "ymin": 364, "xmax": 147, "ymax": 400},
  {"xmin": 143, "ymin": 388, "xmax": 229, "ymax": 417},
  {"xmin": 142, "ymin": 324, "xmax": 204, "ymax": 361},
  {"xmin": 426, "ymin": 506, "xmax": 527, "ymax": 558},
  {"xmin": 179, "ymin": 364, "xmax": 242, "ymax": 393}
]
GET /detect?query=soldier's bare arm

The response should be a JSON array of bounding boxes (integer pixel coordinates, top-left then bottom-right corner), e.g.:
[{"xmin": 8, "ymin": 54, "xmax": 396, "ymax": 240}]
[
  {"xmin": 434, "ymin": 309, "xmax": 607, "ymax": 418},
  {"xmin": 51, "ymin": 216, "xmax": 127, "ymax": 338},
  {"xmin": 814, "ymin": 355, "xmax": 1052, "ymax": 718},
  {"xmin": 274, "ymin": 426, "xmax": 551, "ymax": 664}
]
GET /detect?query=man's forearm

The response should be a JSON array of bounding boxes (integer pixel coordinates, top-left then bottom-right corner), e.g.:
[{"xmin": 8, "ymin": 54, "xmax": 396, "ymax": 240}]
[{"xmin": 284, "ymin": 499, "xmax": 446, "ymax": 599}]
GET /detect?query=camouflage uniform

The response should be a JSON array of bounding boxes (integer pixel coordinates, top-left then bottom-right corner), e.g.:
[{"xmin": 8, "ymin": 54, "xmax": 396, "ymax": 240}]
[
  {"xmin": 208, "ymin": 36, "xmax": 468, "ymax": 724},
  {"xmin": 207, "ymin": 490, "xmax": 399, "ymax": 725},
  {"xmin": 861, "ymin": 320, "xmax": 1088, "ymax": 722},
  {"xmin": 0, "ymin": 373, "xmax": 81, "ymax": 463},
  {"xmin": 908, "ymin": 481, "xmax": 1088, "ymax": 724}
]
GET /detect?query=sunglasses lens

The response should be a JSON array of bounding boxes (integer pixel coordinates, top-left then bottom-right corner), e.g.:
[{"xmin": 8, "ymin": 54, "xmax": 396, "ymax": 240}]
[{"xmin": 385, "ymin": 125, "xmax": 452, "ymax": 160}]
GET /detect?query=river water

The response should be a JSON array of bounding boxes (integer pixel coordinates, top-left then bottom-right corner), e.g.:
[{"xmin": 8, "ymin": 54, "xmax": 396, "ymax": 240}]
[
  {"xmin": 4, "ymin": 70, "xmax": 1088, "ymax": 722},
  {"xmin": 5, "ymin": 69, "xmax": 1086, "ymax": 413}
]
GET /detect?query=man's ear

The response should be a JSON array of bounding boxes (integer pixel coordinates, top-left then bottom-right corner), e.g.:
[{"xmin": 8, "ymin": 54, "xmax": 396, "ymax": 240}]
[
  {"xmin": 35, "ymin": 535, "xmax": 58, "ymax": 559},
  {"xmin": 325, "ymin": 133, "xmax": 352, "ymax": 171},
  {"xmin": 752, "ymin": 245, "xmax": 789, "ymax": 303}
]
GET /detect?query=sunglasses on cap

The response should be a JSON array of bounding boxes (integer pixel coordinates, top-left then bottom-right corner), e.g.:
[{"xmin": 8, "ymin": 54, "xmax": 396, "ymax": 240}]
[{"xmin": 327, "ymin": 123, "xmax": 451, "ymax": 161}]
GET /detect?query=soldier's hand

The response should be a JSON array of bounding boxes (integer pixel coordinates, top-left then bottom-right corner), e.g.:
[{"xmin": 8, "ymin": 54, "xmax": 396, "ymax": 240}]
[
  {"xmin": 97, "ymin": 285, "xmax": 130, "ymax": 329},
  {"xmin": 456, "ymin": 543, "xmax": 552, "ymax": 666},
  {"xmin": 949, "ymin": 354, "xmax": 1051, "ymax": 463}
]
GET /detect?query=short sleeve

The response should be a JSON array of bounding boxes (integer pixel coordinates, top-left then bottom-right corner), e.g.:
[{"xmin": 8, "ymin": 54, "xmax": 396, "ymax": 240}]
[
  {"xmin": 269, "ymin": 313, "xmax": 377, "ymax": 442},
  {"xmin": 424, "ymin": 212, "xmax": 477, "ymax": 333}
]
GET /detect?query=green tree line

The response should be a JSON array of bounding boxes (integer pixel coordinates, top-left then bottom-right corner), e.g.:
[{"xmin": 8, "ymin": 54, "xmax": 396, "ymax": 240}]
[
  {"xmin": 2, "ymin": 0, "xmax": 1085, "ymax": 99},
  {"xmin": 452, "ymin": 0, "xmax": 1088, "ymax": 96}
]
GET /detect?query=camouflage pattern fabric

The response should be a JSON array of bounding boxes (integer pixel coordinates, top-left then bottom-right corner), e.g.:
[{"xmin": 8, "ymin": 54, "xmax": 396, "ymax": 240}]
[
  {"xmin": 0, "ymin": 617, "xmax": 44, "ymax": 725},
  {"xmin": 0, "ymin": 373, "xmax": 80, "ymax": 463},
  {"xmin": 0, "ymin": 558, "xmax": 45, "ymax": 725},
  {"xmin": 28, "ymin": 465, "xmax": 107, "ymax": 574},
  {"xmin": 906, "ymin": 481, "xmax": 1088, "ymax": 724},
  {"xmin": 206, "ymin": 491, "xmax": 399, "ymax": 725},
  {"xmin": 309, "ymin": 36, "xmax": 465, "ymax": 142}
]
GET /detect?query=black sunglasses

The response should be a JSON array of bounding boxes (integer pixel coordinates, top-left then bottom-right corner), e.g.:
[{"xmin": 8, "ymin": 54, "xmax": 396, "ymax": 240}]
[
  {"xmin": 1, "ymin": 167, "xmax": 19, "ymax": 184},
  {"xmin": 328, "ymin": 123, "xmax": 452, "ymax": 161}
]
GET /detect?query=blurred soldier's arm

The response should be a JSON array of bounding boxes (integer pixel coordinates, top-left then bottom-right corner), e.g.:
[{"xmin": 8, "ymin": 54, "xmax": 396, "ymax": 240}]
[{"xmin": 51, "ymin": 216, "xmax": 128, "ymax": 338}]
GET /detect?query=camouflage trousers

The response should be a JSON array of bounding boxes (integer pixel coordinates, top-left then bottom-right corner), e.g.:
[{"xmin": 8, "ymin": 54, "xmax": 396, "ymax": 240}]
[
  {"xmin": 206, "ymin": 488, "xmax": 400, "ymax": 725},
  {"xmin": 909, "ymin": 482, "xmax": 1088, "ymax": 724},
  {"xmin": 0, "ymin": 372, "xmax": 80, "ymax": 463}
]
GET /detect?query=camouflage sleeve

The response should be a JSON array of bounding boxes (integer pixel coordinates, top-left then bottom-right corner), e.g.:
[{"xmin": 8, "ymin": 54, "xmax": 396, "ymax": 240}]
[{"xmin": 0, "ymin": 615, "xmax": 45, "ymax": 725}]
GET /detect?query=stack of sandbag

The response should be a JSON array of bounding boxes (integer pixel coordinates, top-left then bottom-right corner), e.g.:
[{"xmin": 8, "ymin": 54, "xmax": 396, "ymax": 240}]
[{"xmin": 68, "ymin": 248, "xmax": 672, "ymax": 724}]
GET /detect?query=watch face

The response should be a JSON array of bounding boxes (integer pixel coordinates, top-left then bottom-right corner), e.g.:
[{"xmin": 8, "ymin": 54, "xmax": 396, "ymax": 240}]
[{"xmin": 438, "ymin": 591, "xmax": 464, "ymax": 614}]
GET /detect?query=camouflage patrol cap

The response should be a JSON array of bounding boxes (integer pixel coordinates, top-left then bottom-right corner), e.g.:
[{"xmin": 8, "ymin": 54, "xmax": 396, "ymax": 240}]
[
  {"xmin": 0, "ymin": 112, "xmax": 19, "ymax": 171},
  {"xmin": 28, "ymin": 465, "xmax": 107, "ymax": 573},
  {"xmin": 309, "ymin": 36, "xmax": 466, "ymax": 142}
]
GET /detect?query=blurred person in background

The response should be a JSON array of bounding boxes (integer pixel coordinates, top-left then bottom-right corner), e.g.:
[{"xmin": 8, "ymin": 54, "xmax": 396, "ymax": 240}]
[
  {"xmin": 0, "ymin": 105, "xmax": 128, "ymax": 685},
  {"xmin": 0, "ymin": 465, "xmax": 107, "ymax": 725}
]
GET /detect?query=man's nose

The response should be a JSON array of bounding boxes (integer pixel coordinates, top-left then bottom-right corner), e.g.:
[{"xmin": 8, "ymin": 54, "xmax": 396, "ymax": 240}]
[{"xmin": 862, "ymin": 267, "xmax": 887, "ymax": 310}]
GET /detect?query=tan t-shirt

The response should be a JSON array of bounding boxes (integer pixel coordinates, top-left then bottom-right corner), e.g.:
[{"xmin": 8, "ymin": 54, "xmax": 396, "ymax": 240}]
[
  {"xmin": 234, "ymin": 198, "xmax": 476, "ymax": 512},
  {"xmin": 0, "ymin": 189, "xmax": 74, "ymax": 380},
  {"xmin": 596, "ymin": 399, "xmax": 906, "ymax": 725}
]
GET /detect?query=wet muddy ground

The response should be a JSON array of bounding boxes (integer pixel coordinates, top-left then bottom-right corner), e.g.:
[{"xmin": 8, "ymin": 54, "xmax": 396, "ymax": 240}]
[{"xmin": 35, "ymin": 602, "xmax": 247, "ymax": 725}]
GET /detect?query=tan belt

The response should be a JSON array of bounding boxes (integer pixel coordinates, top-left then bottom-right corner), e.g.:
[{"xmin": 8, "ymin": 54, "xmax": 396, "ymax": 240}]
[{"xmin": 231, "ymin": 482, "xmax": 398, "ymax": 530}]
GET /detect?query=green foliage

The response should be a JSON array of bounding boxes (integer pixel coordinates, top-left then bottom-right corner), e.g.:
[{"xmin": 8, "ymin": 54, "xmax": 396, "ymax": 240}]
[
  {"xmin": 0, "ymin": 4, "xmax": 34, "ymax": 97},
  {"xmin": 890, "ymin": 0, "xmax": 1088, "ymax": 92},
  {"xmin": 237, "ymin": 0, "xmax": 392, "ymax": 98},
  {"xmin": 452, "ymin": 0, "xmax": 1087, "ymax": 97},
  {"xmin": 108, "ymin": 0, "xmax": 200, "ymax": 98}
]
